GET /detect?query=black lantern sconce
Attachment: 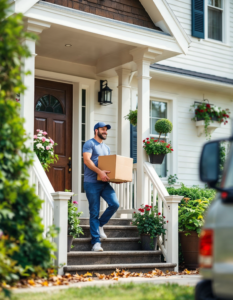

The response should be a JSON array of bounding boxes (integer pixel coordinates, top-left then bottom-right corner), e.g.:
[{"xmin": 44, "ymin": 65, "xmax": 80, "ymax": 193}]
[{"xmin": 98, "ymin": 80, "xmax": 113, "ymax": 106}]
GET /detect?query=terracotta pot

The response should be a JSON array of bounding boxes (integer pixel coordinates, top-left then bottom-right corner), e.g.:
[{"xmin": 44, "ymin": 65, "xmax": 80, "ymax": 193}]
[
  {"xmin": 179, "ymin": 231, "xmax": 199, "ymax": 270},
  {"xmin": 67, "ymin": 235, "xmax": 73, "ymax": 252},
  {"xmin": 141, "ymin": 234, "xmax": 157, "ymax": 251},
  {"xmin": 149, "ymin": 154, "xmax": 166, "ymax": 164}
]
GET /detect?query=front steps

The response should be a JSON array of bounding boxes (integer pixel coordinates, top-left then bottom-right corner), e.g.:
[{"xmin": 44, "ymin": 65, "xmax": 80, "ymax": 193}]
[{"xmin": 64, "ymin": 218, "xmax": 177, "ymax": 275}]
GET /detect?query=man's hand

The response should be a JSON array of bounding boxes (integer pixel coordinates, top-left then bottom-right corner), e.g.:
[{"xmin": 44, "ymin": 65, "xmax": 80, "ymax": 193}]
[{"xmin": 98, "ymin": 170, "xmax": 110, "ymax": 182}]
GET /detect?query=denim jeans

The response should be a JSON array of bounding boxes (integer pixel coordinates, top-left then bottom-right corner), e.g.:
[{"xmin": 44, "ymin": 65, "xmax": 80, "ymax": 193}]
[{"xmin": 84, "ymin": 182, "xmax": 119, "ymax": 245}]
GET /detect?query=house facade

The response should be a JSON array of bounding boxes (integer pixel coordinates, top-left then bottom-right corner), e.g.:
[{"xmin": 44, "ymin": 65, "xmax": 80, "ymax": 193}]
[{"xmin": 10, "ymin": 0, "xmax": 233, "ymax": 218}]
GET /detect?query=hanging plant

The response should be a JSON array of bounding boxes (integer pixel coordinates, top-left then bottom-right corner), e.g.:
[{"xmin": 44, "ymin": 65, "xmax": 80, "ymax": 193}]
[
  {"xmin": 190, "ymin": 103, "xmax": 230, "ymax": 139},
  {"xmin": 124, "ymin": 109, "xmax": 137, "ymax": 126}
]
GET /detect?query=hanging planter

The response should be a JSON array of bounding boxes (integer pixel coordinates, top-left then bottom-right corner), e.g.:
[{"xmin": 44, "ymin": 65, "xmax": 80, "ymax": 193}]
[
  {"xmin": 149, "ymin": 153, "xmax": 166, "ymax": 164},
  {"xmin": 124, "ymin": 109, "xmax": 137, "ymax": 126},
  {"xmin": 143, "ymin": 119, "xmax": 173, "ymax": 165},
  {"xmin": 190, "ymin": 102, "xmax": 230, "ymax": 139}
]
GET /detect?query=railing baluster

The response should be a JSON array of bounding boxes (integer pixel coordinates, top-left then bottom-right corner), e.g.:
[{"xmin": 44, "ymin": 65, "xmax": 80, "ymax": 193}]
[
  {"xmin": 148, "ymin": 179, "xmax": 151, "ymax": 206},
  {"xmin": 129, "ymin": 181, "xmax": 133, "ymax": 209},
  {"xmin": 158, "ymin": 195, "xmax": 162, "ymax": 215},
  {"xmin": 126, "ymin": 182, "xmax": 130, "ymax": 209},
  {"xmin": 133, "ymin": 169, "xmax": 137, "ymax": 209},
  {"xmin": 153, "ymin": 186, "xmax": 157, "ymax": 207}
]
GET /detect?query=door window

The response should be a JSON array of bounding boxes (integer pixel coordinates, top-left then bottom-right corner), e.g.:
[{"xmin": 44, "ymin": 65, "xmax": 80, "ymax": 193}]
[{"xmin": 36, "ymin": 94, "xmax": 64, "ymax": 114}]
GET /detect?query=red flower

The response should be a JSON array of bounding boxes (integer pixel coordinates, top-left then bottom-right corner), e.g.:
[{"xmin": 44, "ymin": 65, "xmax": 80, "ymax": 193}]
[
  {"xmin": 149, "ymin": 206, "xmax": 152, "ymax": 208},
  {"xmin": 141, "ymin": 209, "xmax": 145, "ymax": 212},
  {"xmin": 167, "ymin": 144, "xmax": 170, "ymax": 147},
  {"xmin": 145, "ymin": 205, "xmax": 150, "ymax": 207},
  {"xmin": 154, "ymin": 140, "xmax": 158, "ymax": 142},
  {"xmin": 163, "ymin": 216, "xmax": 166, "ymax": 219},
  {"xmin": 158, "ymin": 212, "xmax": 161, "ymax": 215},
  {"xmin": 160, "ymin": 140, "xmax": 165, "ymax": 143},
  {"xmin": 226, "ymin": 121, "xmax": 228, "ymax": 123},
  {"xmin": 166, "ymin": 145, "xmax": 169, "ymax": 148},
  {"xmin": 171, "ymin": 149, "xmax": 174, "ymax": 151},
  {"xmin": 147, "ymin": 141, "xmax": 150, "ymax": 144},
  {"xmin": 146, "ymin": 138, "xmax": 149, "ymax": 140},
  {"xmin": 206, "ymin": 104, "xmax": 211, "ymax": 108},
  {"xmin": 151, "ymin": 137, "xmax": 154, "ymax": 139},
  {"xmin": 167, "ymin": 220, "xmax": 169, "ymax": 223},
  {"xmin": 143, "ymin": 139, "xmax": 145, "ymax": 143},
  {"xmin": 227, "ymin": 115, "xmax": 230, "ymax": 118},
  {"xmin": 146, "ymin": 208, "xmax": 150, "ymax": 211},
  {"xmin": 134, "ymin": 212, "xmax": 136, "ymax": 214}
]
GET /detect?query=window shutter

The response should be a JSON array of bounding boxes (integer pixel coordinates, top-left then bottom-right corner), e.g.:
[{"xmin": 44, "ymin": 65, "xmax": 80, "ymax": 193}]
[
  {"xmin": 130, "ymin": 124, "xmax": 137, "ymax": 164},
  {"xmin": 192, "ymin": 0, "xmax": 205, "ymax": 39}
]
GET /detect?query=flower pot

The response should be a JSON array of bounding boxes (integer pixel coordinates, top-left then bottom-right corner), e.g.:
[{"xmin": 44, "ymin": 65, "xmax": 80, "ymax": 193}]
[
  {"xmin": 149, "ymin": 154, "xmax": 165, "ymax": 164},
  {"xmin": 196, "ymin": 114, "xmax": 218, "ymax": 122},
  {"xmin": 179, "ymin": 231, "xmax": 199, "ymax": 270},
  {"xmin": 67, "ymin": 235, "xmax": 73, "ymax": 252},
  {"xmin": 141, "ymin": 234, "xmax": 157, "ymax": 250}
]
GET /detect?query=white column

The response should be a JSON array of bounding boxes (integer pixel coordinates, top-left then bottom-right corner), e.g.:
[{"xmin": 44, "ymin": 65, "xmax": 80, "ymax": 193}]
[
  {"xmin": 116, "ymin": 68, "xmax": 131, "ymax": 157},
  {"xmin": 130, "ymin": 48, "xmax": 162, "ymax": 208},
  {"xmin": 165, "ymin": 195, "xmax": 183, "ymax": 272},
  {"xmin": 52, "ymin": 192, "xmax": 74, "ymax": 275},
  {"xmin": 20, "ymin": 19, "xmax": 50, "ymax": 149}
]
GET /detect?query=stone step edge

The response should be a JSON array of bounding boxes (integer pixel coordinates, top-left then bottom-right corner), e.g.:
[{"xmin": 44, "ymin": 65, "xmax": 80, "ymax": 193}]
[
  {"xmin": 73, "ymin": 237, "xmax": 140, "ymax": 242},
  {"xmin": 79, "ymin": 218, "xmax": 132, "ymax": 221},
  {"xmin": 81, "ymin": 225, "xmax": 137, "ymax": 229},
  {"xmin": 64, "ymin": 262, "xmax": 177, "ymax": 271},
  {"xmin": 68, "ymin": 250, "xmax": 162, "ymax": 256}
]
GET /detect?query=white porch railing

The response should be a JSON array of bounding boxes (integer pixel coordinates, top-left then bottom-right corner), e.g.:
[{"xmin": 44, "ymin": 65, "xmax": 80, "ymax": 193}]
[
  {"xmin": 29, "ymin": 155, "xmax": 55, "ymax": 237},
  {"xmin": 29, "ymin": 154, "xmax": 73, "ymax": 275}
]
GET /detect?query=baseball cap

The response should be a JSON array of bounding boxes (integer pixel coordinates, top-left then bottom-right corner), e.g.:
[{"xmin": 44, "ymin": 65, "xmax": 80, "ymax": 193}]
[{"xmin": 94, "ymin": 122, "xmax": 111, "ymax": 132}]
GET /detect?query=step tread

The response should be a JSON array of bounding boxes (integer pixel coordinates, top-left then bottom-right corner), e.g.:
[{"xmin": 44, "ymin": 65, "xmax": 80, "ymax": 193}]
[
  {"xmin": 64, "ymin": 262, "xmax": 177, "ymax": 271},
  {"xmin": 79, "ymin": 218, "xmax": 132, "ymax": 221},
  {"xmin": 73, "ymin": 237, "xmax": 140, "ymax": 242},
  {"xmin": 68, "ymin": 251, "xmax": 162, "ymax": 256},
  {"xmin": 81, "ymin": 225, "xmax": 137, "ymax": 229}
]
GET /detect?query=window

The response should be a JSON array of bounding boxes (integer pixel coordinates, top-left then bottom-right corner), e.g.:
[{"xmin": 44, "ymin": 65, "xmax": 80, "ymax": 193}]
[
  {"xmin": 150, "ymin": 101, "xmax": 168, "ymax": 178},
  {"xmin": 208, "ymin": 0, "xmax": 223, "ymax": 41},
  {"xmin": 35, "ymin": 94, "xmax": 64, "ymax": 114},
  {"xmin": 81, "ymin": 89, "xmax": 86, "ymax": 193}
]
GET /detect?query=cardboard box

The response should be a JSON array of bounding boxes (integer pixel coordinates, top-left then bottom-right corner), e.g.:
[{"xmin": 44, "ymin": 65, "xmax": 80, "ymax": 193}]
[{"xmin": 97, "ymin": 155, "xmax": 133, "ymax": 183}]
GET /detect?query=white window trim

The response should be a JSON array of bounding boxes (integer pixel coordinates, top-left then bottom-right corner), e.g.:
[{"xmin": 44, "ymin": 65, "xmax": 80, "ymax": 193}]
[
  {"xmin": 149, "ymin": 91, "xmax": 178, "ymax": 182},
  {"xmin": 204, "ymin": 0, "xmax": 230, "ymax": 45}
]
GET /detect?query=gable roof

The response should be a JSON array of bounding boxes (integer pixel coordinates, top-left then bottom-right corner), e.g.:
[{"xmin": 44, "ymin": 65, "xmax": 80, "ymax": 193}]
[{"xmin": 10, "ymin": 0, "xmax": 191, "ymax": 55}]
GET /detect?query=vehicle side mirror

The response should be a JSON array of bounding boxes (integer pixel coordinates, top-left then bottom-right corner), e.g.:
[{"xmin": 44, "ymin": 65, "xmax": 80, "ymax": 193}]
[{"xmin": 200, "ymin": 141, "xmax": 220, "ymax": 187}]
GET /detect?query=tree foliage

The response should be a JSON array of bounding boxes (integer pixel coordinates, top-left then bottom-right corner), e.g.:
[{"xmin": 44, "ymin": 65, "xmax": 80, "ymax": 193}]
[{"xmin": 0, "ymin": 0, "xmax": 56, "ymax": 286}]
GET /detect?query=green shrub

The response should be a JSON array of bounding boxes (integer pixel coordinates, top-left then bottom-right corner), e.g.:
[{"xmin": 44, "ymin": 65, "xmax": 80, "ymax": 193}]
[
  {"xmin": 124, "ymin": 110, "xmax": 137, "ymax": 126},
  {"xmin": 0, "ymin": 0, "xmax": 56, "ymax": 287},
  {"xmin": 167, "ymin": 183, "xmax": 216, "ymax": 201},
  {"xmin": 155, "ymin": 119, "xmax": 173, "ymax": 140},
  {"xmin": 68, "ymin": 201, "xmax": 84, "ymax": 238},
  {"xmin": 179, "ymin": 198, "xmax": 211, "ymax": 234}
]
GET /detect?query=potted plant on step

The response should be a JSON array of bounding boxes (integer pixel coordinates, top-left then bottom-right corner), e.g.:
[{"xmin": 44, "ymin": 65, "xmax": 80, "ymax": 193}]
[
  {"xmin": 178, "ymin": 197, "xmax": 212, "ymax": 269},
  {"xmin": 143, "ymin": 119, "xmax": 173, "ymax": 164},
  {"xmin": 132, "ymin": 205, "xmax": 167, "ymax": 250},
  {"xmin": 67, "ymin": 199, "xmax": 83, "ymax": 252}
]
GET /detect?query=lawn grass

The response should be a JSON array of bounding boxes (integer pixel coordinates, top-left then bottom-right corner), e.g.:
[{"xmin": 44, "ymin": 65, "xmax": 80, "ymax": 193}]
[{"xmin": 3, "ymin": 283, "xmax": 194, "ymax": 300}]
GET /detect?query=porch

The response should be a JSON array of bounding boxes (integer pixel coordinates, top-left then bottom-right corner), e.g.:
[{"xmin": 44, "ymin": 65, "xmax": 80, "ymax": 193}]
[{"xmin": 19, "ymin": 0, "xmax": 190, "ymax": 275}]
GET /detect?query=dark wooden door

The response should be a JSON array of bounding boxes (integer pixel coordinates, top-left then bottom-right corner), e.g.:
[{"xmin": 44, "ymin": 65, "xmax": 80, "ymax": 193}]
[{"xmin": 34, "ymin": 79, "xmax": 72, "ymax": 192}]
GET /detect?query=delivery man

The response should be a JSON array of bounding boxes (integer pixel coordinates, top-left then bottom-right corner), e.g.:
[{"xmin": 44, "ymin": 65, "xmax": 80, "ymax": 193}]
[{"xmin": 83, "ymin": 122, "xmax": 119, "ymax": 252}]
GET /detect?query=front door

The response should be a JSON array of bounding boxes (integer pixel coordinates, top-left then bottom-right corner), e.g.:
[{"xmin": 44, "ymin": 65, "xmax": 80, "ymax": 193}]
[{"xmin": 34, "ymin": 79, "xmax": 72, "ymax": 192}]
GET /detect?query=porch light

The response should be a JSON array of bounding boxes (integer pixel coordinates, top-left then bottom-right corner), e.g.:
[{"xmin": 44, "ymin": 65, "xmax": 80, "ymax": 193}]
[{"xmin": 98, "ymin": 80, "xmax": 112, "ymax": 106}]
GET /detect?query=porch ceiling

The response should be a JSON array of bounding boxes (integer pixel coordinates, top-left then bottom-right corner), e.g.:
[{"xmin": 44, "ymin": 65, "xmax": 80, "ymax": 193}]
[{"xmin": 36, "ymin": 24, "xmax": 133, "ymax": 66}]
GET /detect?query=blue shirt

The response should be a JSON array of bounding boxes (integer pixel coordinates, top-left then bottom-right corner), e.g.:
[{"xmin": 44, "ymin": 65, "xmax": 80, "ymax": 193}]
[{"xmin": 83, "ymin": 138, "xmax": 110, "ymax": 183}]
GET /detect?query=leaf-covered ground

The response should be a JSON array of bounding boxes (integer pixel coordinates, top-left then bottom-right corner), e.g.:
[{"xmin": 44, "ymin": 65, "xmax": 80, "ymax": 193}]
[{"xmin": 8, "ymin": 283, "xmax": 195, "ymax": 300}]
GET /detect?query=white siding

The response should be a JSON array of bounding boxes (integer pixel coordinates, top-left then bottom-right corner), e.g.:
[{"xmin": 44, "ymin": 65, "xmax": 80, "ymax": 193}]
[
  {"xmin": 94, "ymin": 77, "xmax": 118, "ymax": 155},
  {"xmin": 131, "ymin": 77, "xmax": 233, "ymax": 187},
  {"xmin": 160, "ymin": 0, "xmax": 233, "ymax": 79}
]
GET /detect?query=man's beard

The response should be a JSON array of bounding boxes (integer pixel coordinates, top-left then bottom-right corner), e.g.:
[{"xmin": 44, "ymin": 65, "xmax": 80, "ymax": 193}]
[{"xmin": 97, "ymin": 130, "xmax": 107, "ymax": 140}]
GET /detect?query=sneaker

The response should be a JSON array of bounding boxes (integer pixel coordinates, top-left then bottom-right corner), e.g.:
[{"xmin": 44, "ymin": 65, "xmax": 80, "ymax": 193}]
[
  {"xmin": 99, "ymin": 226, "xmax": 107, "ymax": 239},
  {"xmin": 92, "ymin": 242, "xmax": 103, "ymax": 252}
]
